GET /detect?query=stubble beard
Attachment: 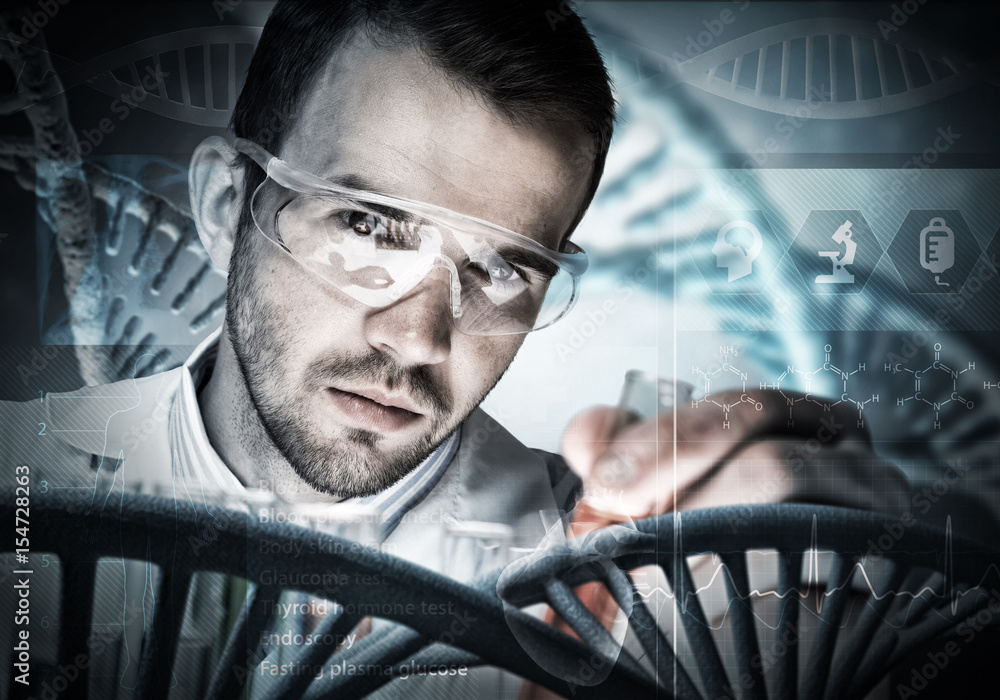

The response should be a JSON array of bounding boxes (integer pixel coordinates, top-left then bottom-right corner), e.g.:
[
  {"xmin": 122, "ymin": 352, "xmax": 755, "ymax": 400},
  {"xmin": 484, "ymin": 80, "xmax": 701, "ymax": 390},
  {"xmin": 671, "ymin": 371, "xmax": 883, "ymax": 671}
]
[{"xmin": 225, "ymin": 228, "xmax": 486, "ymax": 498}]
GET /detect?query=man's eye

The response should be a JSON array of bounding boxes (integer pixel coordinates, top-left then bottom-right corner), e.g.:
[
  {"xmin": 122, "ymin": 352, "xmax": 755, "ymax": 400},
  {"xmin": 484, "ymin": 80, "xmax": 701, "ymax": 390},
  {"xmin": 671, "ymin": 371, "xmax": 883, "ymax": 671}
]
[
  {"xmin": 470, "ymin": 258, "xmax": 524, "ymax": 284},
  {"xmin": 347, "ymin": 211, "xmax": 379, "ymax": 235},
  {"xmin": 489, "ymin": 262, "xmax": 515, "ymax": 281}
]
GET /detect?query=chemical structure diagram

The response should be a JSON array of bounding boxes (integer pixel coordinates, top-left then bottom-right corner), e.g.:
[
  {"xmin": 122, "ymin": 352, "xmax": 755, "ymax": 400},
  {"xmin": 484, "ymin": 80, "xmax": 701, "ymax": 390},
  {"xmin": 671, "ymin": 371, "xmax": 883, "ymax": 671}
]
[
  {"xmin": 885, "ymin": 343, "xmax": 975, "ymax": 430},
  {"xmin": 690, "ymin": 346, "xmax": 763, "ymax": 429},
  {"xmin": 762, "ymin": 345, "xmax": 878, "ymax": 429},
  {"xmin": 691, "ymin": 345, "xmax": 879, "ymax": 429},
  {"xmin": 688, "ymin": 341, "xmax": 979, "ymax": 430}
]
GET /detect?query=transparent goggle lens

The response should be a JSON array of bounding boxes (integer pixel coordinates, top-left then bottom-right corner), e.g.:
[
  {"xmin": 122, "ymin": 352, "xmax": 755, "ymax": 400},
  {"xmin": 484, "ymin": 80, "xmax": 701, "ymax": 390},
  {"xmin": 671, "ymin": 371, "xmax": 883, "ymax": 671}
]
[{"xmin": 251, "ymin": 179, "xmax": 579, "ymax": 335}]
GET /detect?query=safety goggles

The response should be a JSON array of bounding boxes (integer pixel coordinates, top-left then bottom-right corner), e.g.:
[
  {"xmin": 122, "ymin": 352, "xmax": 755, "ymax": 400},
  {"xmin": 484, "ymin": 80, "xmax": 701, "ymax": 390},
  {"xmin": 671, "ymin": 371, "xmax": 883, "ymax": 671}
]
[{"xmin": 234, "ymin": 139, "xmax": 589, "ymax": 336}]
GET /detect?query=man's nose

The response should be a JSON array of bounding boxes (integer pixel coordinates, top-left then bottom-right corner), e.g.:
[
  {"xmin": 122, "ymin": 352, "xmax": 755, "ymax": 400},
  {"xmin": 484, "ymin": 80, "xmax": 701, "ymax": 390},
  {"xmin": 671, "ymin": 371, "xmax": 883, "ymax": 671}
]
[{"xmin": 363, "ymin": 268, "xmax": 454, "ymax": 366}]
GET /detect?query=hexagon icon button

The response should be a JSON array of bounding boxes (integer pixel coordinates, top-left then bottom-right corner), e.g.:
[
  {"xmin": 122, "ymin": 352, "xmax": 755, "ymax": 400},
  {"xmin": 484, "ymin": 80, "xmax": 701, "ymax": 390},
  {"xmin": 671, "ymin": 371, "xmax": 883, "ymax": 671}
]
[
  {"xmin": 887, "ymin": 210, "xmax": 981, "ymax": 293},
  {"xmin": 792, "ymin": 210, "xmax": 883, "ymax": 294},
  {"xmin": 691, "ymin": 210, "xmax": 778, "ymax": 294}
]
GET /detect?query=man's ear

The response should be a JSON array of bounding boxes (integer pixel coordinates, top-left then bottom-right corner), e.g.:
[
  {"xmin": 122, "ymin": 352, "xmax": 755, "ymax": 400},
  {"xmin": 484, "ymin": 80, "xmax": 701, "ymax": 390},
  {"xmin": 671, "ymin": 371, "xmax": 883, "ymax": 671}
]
[{"xmin": 189, "ymin": 136, "xmax": 244, "ymax": 270}]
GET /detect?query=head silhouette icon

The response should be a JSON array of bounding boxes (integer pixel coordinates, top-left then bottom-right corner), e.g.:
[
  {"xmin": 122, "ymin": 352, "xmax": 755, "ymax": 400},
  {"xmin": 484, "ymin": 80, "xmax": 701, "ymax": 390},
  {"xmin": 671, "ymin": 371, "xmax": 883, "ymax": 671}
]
[{"xmin": 712, "ymin": 220, "xmax": 763, "ymax": 282}]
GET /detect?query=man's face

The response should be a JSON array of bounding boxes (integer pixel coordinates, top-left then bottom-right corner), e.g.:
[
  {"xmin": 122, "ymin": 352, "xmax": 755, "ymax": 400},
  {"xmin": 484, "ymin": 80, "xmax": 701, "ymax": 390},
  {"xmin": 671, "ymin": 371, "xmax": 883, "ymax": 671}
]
[{"xmin": 226, "ymin": 37, "xmax": 593, "ymax": 498}]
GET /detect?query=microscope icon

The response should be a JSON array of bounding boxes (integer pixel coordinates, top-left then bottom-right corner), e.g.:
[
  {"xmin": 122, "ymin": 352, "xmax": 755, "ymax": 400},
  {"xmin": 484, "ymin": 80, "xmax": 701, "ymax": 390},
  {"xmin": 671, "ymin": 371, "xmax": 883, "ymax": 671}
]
[{"xmin": 815, "ymin": 220, "xmax": 856, "ymax": 284}]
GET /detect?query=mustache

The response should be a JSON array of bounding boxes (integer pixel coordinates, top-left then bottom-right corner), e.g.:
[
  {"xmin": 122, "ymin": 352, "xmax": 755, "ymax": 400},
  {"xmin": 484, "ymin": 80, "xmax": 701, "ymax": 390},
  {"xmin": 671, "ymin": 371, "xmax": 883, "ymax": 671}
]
[{"xmin": 304, "ymin": 350, "xmax": 451, "ymax": 416}]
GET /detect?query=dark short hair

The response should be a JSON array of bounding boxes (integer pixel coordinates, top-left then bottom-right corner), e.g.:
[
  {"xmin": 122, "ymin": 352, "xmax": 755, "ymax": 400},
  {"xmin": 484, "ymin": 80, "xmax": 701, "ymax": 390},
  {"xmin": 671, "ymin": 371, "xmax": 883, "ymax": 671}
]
[{"xmin": 230, "ymin": 0, "xmax": 615, "ymax": 242}]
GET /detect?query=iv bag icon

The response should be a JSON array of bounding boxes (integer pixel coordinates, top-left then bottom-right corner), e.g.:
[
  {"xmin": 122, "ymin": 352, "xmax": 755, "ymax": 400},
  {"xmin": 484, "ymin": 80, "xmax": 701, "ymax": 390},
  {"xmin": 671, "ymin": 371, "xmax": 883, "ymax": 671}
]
[{"xmin": 919, "ymin": 217, "xmax": 954, "ymax": 287}]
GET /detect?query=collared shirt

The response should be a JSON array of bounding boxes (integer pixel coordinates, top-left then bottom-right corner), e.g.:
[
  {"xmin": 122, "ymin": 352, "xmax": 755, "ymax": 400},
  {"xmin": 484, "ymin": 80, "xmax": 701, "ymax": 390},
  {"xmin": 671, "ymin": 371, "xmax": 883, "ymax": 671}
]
[
  {"xmin": 170, "ymin": 327, "xmax": 460, "ymax": 540},
  {"xmin": 1, "ymin": 330, "xmax": 575, "ymax": 700}
]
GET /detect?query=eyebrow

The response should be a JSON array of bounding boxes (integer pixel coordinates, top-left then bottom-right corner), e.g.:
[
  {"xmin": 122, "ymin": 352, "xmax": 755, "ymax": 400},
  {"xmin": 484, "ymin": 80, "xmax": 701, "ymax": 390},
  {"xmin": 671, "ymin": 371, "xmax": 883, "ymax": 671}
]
[
  {"xmin": 324, "ymin": 173, "xmax": 560, "ymax": 272},
  {"xmin": 325, "ymin": 173, "xmax": 418, "ymax": 223},
  {"xmin": 495, "ymin": 245, "xmax": 560, "ymax": 279},
  {"xmin": 327, "ymin": 172, "xmax": 382, "ymax": 192},
  {"xmin": 362, "ymin": 201, "xmax": 419, "ymax": 224}
]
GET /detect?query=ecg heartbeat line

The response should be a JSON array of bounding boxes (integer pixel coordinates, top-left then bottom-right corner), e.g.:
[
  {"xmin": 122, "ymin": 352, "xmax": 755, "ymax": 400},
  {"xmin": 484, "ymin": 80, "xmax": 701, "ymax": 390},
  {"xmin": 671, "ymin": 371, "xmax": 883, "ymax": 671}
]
[{"xmin": 632, "ymin": 514, "xmax": 999, "ymax": 633}]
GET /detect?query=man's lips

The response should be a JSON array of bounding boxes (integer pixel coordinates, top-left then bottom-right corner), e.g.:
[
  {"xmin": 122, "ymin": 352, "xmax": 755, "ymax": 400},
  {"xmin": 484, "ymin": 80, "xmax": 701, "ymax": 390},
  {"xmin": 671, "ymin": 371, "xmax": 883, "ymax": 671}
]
[
  {"xmin": 338, "ymin": 386, "xmax": 422, "ymax": 414},
  {"xmin": 323, "ymin": 386, "xmax": 423, "ymax": 432}
]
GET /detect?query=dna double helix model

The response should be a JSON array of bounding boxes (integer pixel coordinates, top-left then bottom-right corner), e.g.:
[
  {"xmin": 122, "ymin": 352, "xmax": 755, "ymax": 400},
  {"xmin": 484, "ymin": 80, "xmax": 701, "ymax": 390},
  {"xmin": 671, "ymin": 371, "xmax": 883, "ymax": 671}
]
[{"xmin": 0, "ymin": 24, "xmax": 260, "ymax": 383}]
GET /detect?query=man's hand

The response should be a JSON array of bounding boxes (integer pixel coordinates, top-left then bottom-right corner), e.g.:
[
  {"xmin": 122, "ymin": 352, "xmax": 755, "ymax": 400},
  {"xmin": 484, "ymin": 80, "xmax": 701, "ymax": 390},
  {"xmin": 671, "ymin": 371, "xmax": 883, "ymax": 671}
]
[{"xmin": 562, "ymin": 388, "xmax": 911, "ymax": 519}]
